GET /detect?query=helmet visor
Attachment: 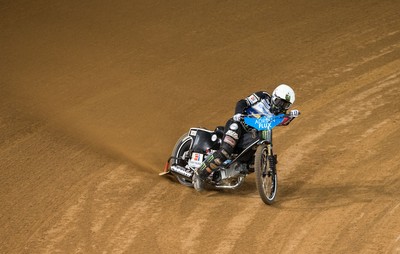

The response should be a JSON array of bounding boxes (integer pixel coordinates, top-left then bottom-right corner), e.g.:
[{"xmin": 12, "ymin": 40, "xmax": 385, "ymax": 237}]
[{"xmin": 274, "ymin": 98, "xmax": 291, "ymax": 110}]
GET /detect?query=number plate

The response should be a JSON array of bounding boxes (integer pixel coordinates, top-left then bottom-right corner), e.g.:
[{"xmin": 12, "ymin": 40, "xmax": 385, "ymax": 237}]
[{"xmin": 188, "ymin": 152, "xmax": 204, "ymax": 168}]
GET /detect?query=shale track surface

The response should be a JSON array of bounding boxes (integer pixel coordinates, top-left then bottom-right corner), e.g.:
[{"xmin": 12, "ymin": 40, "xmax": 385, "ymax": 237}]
[{"xmin": 1, "ymin": 1, "xmax": 400, "ymax": 253}]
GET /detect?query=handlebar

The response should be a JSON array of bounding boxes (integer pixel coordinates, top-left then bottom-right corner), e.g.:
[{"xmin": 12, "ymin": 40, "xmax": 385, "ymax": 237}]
[{"xmin": 240, "ymin": 110, "xmax": 301, "ymax": 119}]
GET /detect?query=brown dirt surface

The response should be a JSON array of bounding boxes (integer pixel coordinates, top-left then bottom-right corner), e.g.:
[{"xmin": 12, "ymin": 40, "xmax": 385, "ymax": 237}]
[{"xmin": 1, "ymin": 1, "xmax": 400, "ymax": 253}]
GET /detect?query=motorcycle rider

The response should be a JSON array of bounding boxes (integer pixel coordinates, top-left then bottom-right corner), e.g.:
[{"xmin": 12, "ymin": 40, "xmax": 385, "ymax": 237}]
[{"xmin": 193, "ymin": 84, "xmax": 300, "ymax": 191}]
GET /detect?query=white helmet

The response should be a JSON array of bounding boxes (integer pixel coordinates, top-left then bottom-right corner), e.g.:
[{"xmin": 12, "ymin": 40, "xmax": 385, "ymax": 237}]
[{"xmin": 271, "ymin": 84, "xmax": 295, "ymax": 112}]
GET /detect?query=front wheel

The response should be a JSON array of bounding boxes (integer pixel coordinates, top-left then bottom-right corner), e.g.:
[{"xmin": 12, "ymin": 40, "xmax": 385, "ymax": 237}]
[{"xmin": 254, "ymin": 144, "xmax": 278, "ymax": 205}]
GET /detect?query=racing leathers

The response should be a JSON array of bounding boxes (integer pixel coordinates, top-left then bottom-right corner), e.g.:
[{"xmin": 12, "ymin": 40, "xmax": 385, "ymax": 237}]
[{"xmin": 196, "ymin": 91, "xmax": 289, "ymax": 180}]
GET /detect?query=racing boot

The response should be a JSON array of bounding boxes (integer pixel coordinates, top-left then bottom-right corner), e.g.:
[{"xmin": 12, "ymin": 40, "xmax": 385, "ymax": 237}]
[{"xmin": 193, "ymin": 167, "xmax": 210, "ymax": 192}]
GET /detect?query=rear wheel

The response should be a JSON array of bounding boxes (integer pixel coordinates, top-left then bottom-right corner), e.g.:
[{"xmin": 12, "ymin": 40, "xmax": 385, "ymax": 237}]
[
  {"xmin": 170, "ymin": 133, "xmax": 193, "ymax": 187},
  {"xmin": 254, "ymin": 144, "xmax": 278, "ymax": 205}
]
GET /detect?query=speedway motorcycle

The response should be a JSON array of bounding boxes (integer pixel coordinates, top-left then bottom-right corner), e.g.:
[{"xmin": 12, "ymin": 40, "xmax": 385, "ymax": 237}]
[{"xmin": 160, "ymin": 104, "xmax": 299, "ymax": 205}]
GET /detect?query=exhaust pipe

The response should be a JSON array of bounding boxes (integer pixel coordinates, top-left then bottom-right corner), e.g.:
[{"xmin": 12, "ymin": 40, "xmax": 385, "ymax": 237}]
[
  {"xmin": 170, "ymin": 165, "xmax": 193, "ymax": 179},
  {"xmin": 214, "ymin": 175, "xmax": 246, "ymax": 190}
]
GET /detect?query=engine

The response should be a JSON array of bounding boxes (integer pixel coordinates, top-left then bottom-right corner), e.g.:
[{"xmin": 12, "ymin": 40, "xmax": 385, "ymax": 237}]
[{"xmin": 219, "ymin": 162, "xmax": 247, "ymax": 180}]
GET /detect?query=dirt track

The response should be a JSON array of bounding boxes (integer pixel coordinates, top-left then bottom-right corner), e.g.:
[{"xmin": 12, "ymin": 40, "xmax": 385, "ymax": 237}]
[{"xmin": 1, "ymin": 1, "xmax": 400, "ymax": 253}]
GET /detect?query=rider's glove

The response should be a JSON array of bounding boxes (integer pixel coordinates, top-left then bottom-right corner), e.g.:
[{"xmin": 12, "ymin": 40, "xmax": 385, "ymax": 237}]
[
  {"xmin": 233, "ymin": 113, "xmax": 242, "ymax": 122},
  {"xmin": 289, "ymin": 109, "xmax": 300, "ymax": 118}
]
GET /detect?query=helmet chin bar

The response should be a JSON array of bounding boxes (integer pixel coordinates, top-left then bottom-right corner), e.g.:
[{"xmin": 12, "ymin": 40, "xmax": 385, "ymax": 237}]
[{"xmin": 271, "ymin": 104, "xmax": 282, "ymax": 114}]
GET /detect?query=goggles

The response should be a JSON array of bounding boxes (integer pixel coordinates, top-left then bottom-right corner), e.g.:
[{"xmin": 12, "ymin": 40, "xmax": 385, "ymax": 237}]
[{"xmin": 274, "ymin": 98, "xmax": 291, "ymax": 110}]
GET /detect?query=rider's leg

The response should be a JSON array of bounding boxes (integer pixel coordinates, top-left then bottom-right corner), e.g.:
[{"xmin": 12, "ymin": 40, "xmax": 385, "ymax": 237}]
[{"xmin": 196, "ymin": 120, "xmax": 242, "ymax": 180}]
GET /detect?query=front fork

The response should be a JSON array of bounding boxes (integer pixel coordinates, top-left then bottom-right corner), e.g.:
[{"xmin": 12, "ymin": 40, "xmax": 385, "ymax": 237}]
[
  {"xmin": 266, "ymin": 144, "xmax": 277, "ymax": 174},
  {"xmin": 260, "ymin": 130, "xmax": 277, "ymax": 172}
]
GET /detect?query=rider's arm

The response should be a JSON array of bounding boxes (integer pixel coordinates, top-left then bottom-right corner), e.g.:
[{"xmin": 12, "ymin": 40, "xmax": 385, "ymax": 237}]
[
  {"xmin": 279, "ymin": 116, "xmax": 294, "ymax": 126},
  {"xmin": 279, "ymin": 110, "xmax": 300, "ymax": 126},
  {"xmin": 254, "ymin": 91, "xmax": 270, "ymax": 100},
  {"xmin": 235, "ymin": 91, "xmax": 271, "ymax": 114}
]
